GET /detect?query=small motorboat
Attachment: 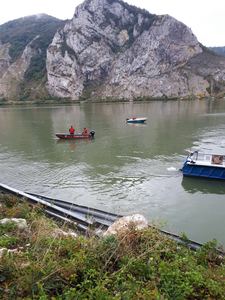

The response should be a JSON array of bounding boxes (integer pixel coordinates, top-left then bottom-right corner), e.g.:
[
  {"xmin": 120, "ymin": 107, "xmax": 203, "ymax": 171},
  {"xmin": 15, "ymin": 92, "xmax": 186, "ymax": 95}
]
[
  {"xmin": 56, "ymin": 130, "xmax": 95, "ymax": 140},
  {"xmin": 181, "ymin": 151, "xmax": 225, "ymax": 180},
  {"xmin": 126, "ymin": 117, "xmax": 147, "ymax": 124}
]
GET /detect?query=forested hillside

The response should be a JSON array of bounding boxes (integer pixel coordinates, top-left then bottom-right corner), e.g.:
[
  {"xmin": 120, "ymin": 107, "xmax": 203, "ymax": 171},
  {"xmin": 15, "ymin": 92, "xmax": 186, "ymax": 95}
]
[{"xmin": 0, "ymin": 15, "xmax": 64, "ymax": 101}]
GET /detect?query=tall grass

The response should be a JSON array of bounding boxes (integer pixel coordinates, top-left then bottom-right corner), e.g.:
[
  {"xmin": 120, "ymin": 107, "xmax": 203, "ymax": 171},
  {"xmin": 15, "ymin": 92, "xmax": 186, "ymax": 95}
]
[{"xmin": 0, "ymin": 194, "xmax": 224, "ymax": 299}]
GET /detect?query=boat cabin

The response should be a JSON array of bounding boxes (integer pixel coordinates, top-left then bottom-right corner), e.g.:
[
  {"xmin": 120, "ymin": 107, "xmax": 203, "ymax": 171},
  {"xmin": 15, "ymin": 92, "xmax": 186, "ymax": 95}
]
[{"xmin": 187, "ymin": 151, "xmax": 225, "ymax": 167}]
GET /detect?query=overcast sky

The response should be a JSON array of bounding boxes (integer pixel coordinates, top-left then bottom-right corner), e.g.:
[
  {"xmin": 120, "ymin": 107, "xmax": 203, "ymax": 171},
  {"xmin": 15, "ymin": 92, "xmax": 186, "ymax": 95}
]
[{"xmin": 0, "ymin": 0, "xmax": 224, "ymax": 47}]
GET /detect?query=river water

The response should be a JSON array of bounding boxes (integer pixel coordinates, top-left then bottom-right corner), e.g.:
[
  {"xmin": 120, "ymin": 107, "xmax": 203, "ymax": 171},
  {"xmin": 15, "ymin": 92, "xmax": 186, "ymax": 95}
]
[{"xmin": 0, "ymin": 100, "xmax": 225, "ymax": 246}]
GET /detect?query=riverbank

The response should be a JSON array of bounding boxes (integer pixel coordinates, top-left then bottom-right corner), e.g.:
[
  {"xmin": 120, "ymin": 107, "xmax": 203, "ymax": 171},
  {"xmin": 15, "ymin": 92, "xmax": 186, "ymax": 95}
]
[
  {"xmin": 0, "ymin": 95, "xmax": 218, "ymax": 106},
  {"xmin": 0, "ymin": 193, "xmax": 224, "ymax": 299},
  {"xmin": 0, "ymin": 98, "xmax": 174, "ymax": 107}
]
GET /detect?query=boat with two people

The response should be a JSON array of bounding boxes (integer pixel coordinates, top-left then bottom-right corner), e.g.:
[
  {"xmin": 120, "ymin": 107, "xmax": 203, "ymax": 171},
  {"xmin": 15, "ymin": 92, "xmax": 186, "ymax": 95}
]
[
  {"xmin": 56, "ymin": 127, "xmax": 95, "ymax": 140},
  {"xmin": 181, "ymin": 151, "xmax": 225, "ymax": 180},
  {"xmin": 126, "ymin": 117, "xmax": 147, "ymax": 124}
]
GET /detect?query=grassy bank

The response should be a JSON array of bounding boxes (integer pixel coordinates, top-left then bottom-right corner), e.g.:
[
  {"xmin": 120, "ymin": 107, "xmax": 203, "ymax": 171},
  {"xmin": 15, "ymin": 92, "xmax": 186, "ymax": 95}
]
[{"xmin": 0, "ymin": 193, "xmax": 224, "ymax": 299}]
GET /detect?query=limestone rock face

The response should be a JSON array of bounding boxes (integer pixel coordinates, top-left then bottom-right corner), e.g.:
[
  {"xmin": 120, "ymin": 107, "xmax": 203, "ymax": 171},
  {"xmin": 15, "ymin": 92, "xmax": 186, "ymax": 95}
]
[
  {"xmin": 0, "ymin": 43, "xmax": 11, "ymax": 77},
  {"xmin": 46, "ymin": 0, "xmax": 225, "ymax": 100},
  {"xmin": 1, "ymin": 1, "xmax": 225, "ymax": 101},
  {"xmin": 0, "ymin": 40, "xmax": 37, "ymax": 99}
]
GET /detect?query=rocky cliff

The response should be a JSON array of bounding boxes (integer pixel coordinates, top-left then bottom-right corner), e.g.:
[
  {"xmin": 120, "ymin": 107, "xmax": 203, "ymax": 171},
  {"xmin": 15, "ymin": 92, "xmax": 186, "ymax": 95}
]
[
  {"xmin": 0, "ymin": 15, "xmax": 64, "ymax": 101},
  {"xmin": 1, "ymin": 0, "xmax": 225, "ymax": 102},
  {"xmin": 46, "ymin": 0, "xmax": 225, "ymax": 101}
]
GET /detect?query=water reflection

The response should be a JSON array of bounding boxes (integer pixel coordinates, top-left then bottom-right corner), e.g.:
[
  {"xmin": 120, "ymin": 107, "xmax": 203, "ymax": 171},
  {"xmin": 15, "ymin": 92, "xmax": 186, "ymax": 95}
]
[
  {"xmin": 181, "ymin": 177, "xmax": 225, "ymax": 194},
  {"xmin": 126, "ymin": 123, "xmax": 147, "ymax": 127},
  {"xmin": 56, "ymin": 139, "xmax": 94, "ymax": 145}
]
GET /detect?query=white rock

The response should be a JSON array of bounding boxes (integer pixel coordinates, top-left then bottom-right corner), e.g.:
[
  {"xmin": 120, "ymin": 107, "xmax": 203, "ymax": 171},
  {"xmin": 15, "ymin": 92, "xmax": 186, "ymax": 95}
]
[
  {"xmin": 0, "ymin": 247, "xmax": 23, "ymax": 258},
  {"xmin": 0, "ymin": 247, "xmax": 7, "ymax": 258},
  {"xmin": 51, "ymin": 228, "xmax": 77, "ymax": 238},
  {"xmin": 0, "ymin": 218, "xmax": 28, "ymax": 230},
  {"xmin": 104, "ymin": 214, "xmax": 148, "ymax": 236}
]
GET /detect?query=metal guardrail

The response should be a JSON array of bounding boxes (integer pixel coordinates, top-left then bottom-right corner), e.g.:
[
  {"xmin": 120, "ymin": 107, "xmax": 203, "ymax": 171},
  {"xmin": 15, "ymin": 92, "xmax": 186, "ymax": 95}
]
[
  {"xmin": 0, "ymin": 183, "xmax": 121, "ymax": 232},
  {"xmin": 0, "ymin": 182, "xmax": 224, "ymax": 255}
]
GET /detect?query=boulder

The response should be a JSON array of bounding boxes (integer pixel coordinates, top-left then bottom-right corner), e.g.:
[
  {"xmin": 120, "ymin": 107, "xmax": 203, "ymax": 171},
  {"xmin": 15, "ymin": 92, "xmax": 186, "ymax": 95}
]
[
  {"xmin": 104, "ymin": 214, "xmax": 148, "ymax": 236},
  {"xmin": 0, "ymin": 218, "xmax": 28, "ymax": 230}
]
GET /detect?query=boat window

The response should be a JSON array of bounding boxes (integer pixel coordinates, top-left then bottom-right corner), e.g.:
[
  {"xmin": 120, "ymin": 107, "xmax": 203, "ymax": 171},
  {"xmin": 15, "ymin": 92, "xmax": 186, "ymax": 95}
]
[
  {"xmin": 205, "ymin": 155, "xmax": 211, "ymax": 161},
  {"xmin": 211, "ymin": 155, "xmax": 223, "ymax": 165}
]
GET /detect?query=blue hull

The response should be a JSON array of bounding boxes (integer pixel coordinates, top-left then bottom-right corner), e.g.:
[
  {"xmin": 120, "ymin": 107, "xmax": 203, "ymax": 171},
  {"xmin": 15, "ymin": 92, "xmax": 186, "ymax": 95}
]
[{"xmin": 182, "ymin": 163, "xmax": 225, "ymax": 180}]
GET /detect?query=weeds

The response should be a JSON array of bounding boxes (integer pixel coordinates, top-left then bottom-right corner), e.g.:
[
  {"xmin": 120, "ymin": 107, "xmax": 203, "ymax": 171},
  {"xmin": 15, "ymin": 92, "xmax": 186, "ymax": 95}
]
[{"xmin": 0, "ymin": 194, "xmax": 224, "ymax": 299}]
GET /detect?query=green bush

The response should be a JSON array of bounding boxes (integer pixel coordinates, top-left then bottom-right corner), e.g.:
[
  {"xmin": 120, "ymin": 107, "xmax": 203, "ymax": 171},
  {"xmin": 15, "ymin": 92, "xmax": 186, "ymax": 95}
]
[{"xmin": 0, "ymin": 194, "xmax": 225, "ymax": 299}]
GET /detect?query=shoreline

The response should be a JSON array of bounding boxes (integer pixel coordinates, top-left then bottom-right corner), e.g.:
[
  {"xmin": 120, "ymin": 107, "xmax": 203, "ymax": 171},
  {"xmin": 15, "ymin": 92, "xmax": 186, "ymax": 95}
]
[{"xmin": 0, "ymin": 95, "xmax": 219, "ymax": 107}]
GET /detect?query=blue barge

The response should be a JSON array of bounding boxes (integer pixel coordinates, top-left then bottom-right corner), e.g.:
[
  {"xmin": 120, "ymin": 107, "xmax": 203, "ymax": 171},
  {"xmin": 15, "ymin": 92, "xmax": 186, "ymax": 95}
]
[{"xmin": 182, "ymin": 151, "xmax": 225, "ymax": 180}]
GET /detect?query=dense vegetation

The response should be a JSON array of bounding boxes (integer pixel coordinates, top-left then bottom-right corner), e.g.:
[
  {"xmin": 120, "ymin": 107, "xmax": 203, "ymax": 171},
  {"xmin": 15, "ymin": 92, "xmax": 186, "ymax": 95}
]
[
  {"xmin": 0, "ymin": 14, "xmax": 64, "ymax": 63},
  {"xmin": 0, "ymin": 193, "xmax": 224, "ymax": 299},
  {"xmin": 0, "ymin": 15, "xmax": 65, "ymax": 100}
]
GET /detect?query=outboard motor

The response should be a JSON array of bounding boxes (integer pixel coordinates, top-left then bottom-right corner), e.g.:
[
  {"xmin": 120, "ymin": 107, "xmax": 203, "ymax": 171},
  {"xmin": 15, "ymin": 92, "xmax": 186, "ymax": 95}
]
[{"xmin": 89, "ymin": 130, "xmax": 95, "ymax": 138}]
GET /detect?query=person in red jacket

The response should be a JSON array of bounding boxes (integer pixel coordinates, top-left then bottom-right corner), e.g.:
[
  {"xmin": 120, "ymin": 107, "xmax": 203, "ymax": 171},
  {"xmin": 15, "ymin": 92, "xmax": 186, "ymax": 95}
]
[
  {"xmin": 82, "ymin": 127, "xmax": 89, "ymax": 136},
  {"xmin": 69, "ymin": 125, "xmax": 75, "ymax": 135}
]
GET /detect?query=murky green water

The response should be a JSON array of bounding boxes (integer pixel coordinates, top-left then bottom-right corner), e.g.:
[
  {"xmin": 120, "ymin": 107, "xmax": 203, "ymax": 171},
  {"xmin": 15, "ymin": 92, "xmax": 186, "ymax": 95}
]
[{"xmin": 1, "ymin": 100, "xmax": 225, "ymax": 245}]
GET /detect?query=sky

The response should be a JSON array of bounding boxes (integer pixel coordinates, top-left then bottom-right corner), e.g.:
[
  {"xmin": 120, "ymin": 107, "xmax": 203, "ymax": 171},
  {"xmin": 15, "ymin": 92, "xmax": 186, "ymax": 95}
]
[{"xmin": 0, "ymin": 0, "xmax": 225, "ymax": 47}]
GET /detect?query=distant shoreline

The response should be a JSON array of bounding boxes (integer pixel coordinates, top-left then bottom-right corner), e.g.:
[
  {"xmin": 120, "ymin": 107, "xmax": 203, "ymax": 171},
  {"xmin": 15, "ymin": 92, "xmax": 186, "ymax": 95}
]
[{"xmin": 0, "ymin": 96, "xmax": 219, "ymax": 106}]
